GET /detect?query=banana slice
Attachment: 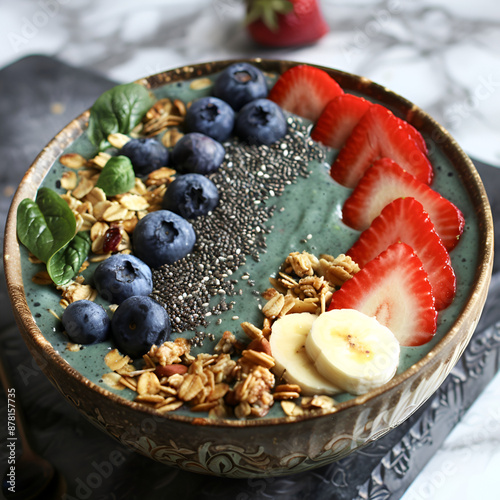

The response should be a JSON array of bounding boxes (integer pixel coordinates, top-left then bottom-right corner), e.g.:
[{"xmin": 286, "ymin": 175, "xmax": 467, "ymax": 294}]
[
  {"xmin": 305, "ymin": 309, "xmax": 400, "ymax": 395},
  {"xmin": 269, "ymin": 313, "xmax": 342, "ymax": 396}
]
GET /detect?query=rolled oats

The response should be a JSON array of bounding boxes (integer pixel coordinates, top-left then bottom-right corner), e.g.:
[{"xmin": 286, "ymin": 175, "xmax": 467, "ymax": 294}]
[
  {"xmin": 61, "ymin": 170, "xmax": 78, "ymax": 190},
  {"xmin": 173, "ymin": 99, "xmax": 186, "ymax": 116},
  {"xmin": 136, "ymin": 371, "xmax": 161, "ymax": 395},
  {"xmin": 102, "ymin": 372, "xmax": 126, "ymax": 390},
  {"xmin": 72, "ymin": 177, "xmax": 95, "ymax": 199},
  {"xmin": 281, "ymin": 401, "xmax": 304, "ymax": 417},
  {"xmin": 155, "ymin": 400, "xmax": 184, "ymax": 413},
  {"xmin": 59, "ymin": 283, "xmax": 98, "ymax": 305},
  {"xmin": 178, "ymin": 373, "xmax": 204, "ymax": 402},
  {"xmin": 107, "ymin": 133, "xmax": 130, "ymax": 149},
  {"xmin": 241, "ymin": 349, "xmax": 275, "ymax": 370},
  {"xmin": 161, "ymin": 128, "xmax": 184, "ymax": 148},
  {"xmin": 105, "ymin": 349, "xmax": 132, "ymax": 372},
  {"xmin": 189, "ymin": 77, "xmax": 212, "ymax": 90},
  {"xmin": 88, "ymin": 152, "xmax": 111, "ymax": 169},
  {"xmin": 240, "ymin": 321, "xmax": 263, "ymax": 340},
  {"xmin": 119, "ymin": 193, "xmax": 150, "ymax": 211},
  {"xmin": 262, "ymin": 293, "xmax": 285, "ymax": 319},
  {"xmin": 84, "ymin": 187, "xmax": 107, "ymax": 206},
  {"xmin": 59, "ymin": 153, "xmax": 87, "ymax": 169}
]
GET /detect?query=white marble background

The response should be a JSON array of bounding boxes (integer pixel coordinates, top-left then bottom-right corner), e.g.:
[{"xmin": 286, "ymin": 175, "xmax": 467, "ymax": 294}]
[
  {"xmin": 1, "ymin": 0, "xmax": 500, "ymax": 166},
  {"xmin": 1, "ymin": 1, "xmax": 500, "ymax": 498}
]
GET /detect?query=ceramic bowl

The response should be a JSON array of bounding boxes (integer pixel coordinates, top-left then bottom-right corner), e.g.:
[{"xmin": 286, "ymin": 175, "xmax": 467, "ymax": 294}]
[{"xmin": 4, "ymin": 59, "xmax": 493, "ymax": 477}]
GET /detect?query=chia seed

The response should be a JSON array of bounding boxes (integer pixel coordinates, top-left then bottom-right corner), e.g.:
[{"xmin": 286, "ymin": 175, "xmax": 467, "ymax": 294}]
[{"xmin": 151, "ymin": 118, "xmax": 325, "ymax": 333}]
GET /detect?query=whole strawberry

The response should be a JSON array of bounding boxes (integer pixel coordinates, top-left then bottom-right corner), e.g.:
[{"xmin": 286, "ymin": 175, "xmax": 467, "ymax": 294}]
[{"xmin": 245, "ymin": 0, "xmax": 329, "ymax": 47}]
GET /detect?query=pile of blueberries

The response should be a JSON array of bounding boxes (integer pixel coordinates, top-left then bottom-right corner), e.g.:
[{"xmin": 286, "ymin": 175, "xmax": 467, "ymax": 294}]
[{"xmin": 62, "ymin": 63, "xmax": 288, "ymax": 359}]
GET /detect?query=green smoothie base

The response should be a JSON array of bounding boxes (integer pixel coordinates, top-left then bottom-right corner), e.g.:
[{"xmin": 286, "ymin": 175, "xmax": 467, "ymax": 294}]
[{"xmin": 20, "ymin": 71, "xmax": 479, "ymax": 417}]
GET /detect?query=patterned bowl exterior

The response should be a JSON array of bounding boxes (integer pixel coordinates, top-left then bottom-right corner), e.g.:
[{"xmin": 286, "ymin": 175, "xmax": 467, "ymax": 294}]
[{"xmin": 4, "ymin": 59, "xmax": 493, "ymax": 478}]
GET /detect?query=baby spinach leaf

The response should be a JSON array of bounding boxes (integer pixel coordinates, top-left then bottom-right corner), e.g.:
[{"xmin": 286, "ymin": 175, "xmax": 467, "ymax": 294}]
[
  {"xmin": 96, "ymin": 156, "xmax": 135, "ymax": 196},
  {"xmin": 47, "ymin": 231, "xmax": 91, "ymax": 286},
  {"xmin": 17, "ymin": 187, "xmax": 76, "ymax": 263},
  {"xmin": 87, "ymin": 83, "xmax": 154, "ymax": 151}
]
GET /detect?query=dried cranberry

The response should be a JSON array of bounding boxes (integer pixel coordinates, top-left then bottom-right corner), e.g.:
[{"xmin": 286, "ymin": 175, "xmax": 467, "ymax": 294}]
[{"xmin": 103, "ymin": 227, "xmax": 122, "ymax": 253}]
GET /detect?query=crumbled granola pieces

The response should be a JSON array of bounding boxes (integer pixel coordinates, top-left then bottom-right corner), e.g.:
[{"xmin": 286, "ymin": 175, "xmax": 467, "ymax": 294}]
[
  {"xmin": 147, "ymin": 338, "xmax": 191, "ymax": 366},
  {"xmin": 280, "ymin": 395, "xmax": 336, "ymax": 417},
  {"xmin": 264, "ymin": 251, "xmax": 360, "ymax": 316},
  {"xmin": 139, "ymin": 97, "xmax": 186, "ymax": 137},
  {"xmin": 318, "ymin": 253, "xmax": 360, "ymax": 288},
  {"xmin": 103, "ymin": 338, "xmax": 238, "ymax": 416},
  {"xmin": 229, "ymin": 365, "xmax": 275, "ymax": 418}
]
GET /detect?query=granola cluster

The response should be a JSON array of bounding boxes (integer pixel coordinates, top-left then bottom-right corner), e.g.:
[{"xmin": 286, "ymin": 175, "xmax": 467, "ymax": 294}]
[
  {"xmin": 101, "ymin": 251, "xmax": 359, "ymax": 419},
  {"xmin": 265, "ymin": 251, "xmax": 360, "ymax": 317},
  {"xmin": 103, "ymin": 334, "xmax": 277, "ymax": 418}
]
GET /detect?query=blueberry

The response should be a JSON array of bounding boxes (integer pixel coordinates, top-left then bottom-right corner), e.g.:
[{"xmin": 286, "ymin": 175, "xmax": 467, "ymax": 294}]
[
  {"xmin": 184, "ymin": 96, "xmax": 235, "ymax": 142},
  {"xmin": 133, "ymin": 210, "xmax": 196, "ymax": 268},
  {"xmin": 235, "ymin": 98, "xmax": 287, "ymax": 145},
  {"xmin": 162, "ymin": 173, "xmax": 219, "ymax": 219},
  {"xmin": 94, "ymin": 254, "xmax": 153, "ymax": 305},
  {"xmin": 119, "ymin": 138, "xmax": 169, "ymax": 176},
  {"xmin": 172, "ymin": 133, "xmax": 225, "ymax": 175},
  {"xmin": 111, "ymin": 296, "xmax": 171, "ymax": 358},
  {"xmin": 213, "ymin": 63, "xmax": 268, "ymax": 111},
  {"xmin": 62, "ymin": 300, "xmax": 110, "ymax": 345}
]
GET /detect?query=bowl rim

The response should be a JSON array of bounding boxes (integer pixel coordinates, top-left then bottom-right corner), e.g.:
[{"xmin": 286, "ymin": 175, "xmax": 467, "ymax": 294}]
[{"xmin": 3, "ymin": 57, "xmax": 494, "ymax": 428}]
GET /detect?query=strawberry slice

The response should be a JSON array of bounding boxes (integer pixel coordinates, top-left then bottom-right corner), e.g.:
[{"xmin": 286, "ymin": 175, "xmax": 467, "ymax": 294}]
[
  {"xmin": 398, "ymin": 118, "xmax": 428, "ymax": 155},
  {"xmin": 342, "ymin": 158, "xmax": 465, "ymax": 250},
  {"xmin": 330, "ymin": 104, "xmax": 433, "ymax": 188},
  {"xmin": 268, "ymin": 65, "xmax": 344, "ymax": 122},
  {"xmin": 347, "ymin": 197, "xmax": 456, "ymax": 310},
  {"xmin": 329, "ymin": 242, "xmax": 438, "ymax": 346},
  {"xmin": 311, "ymin": 94, "xmax": 372, "ymax": 149}
]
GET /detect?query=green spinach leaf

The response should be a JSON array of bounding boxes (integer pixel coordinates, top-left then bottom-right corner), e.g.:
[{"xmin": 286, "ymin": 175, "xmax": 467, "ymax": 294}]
[
  {"xmin": 96, "ymin": 156, "xmax": 135, "ymax": 196},
  {"xmin": 47, "ymin": 231, "xmax": 91, "ymax": 286},
  {"xmin": 17, "ymin": 187, "xmax": 76, "ymax": 263},
  {"xmin": 87, "ymin": 83, "xmax": 154, "ymax": 151}
]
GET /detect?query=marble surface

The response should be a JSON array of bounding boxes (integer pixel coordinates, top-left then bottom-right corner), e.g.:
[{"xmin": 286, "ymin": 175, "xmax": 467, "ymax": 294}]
[
  {"xmin": 1, "ymin": 1, "xmax": 500, "ymax": 498},
  {"xmin": 1, "ymin": 0, "xmax": 500, "ymax": 167}
]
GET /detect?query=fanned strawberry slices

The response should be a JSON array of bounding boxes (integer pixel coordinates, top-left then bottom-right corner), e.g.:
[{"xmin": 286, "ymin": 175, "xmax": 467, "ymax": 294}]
[
  {"xmin": 266, "ymin": 64, "xmax": 466, "ymax": 347},
  {"xmin": 330, "ymin": 104, "xmax": 433, "ymax": 188},
  {"xmin": 329, "ymin": 243, "xmax": 438, "ymax": 346},
  {"xmin": 268, "ymin": 65, "xmax": 343, "ymax": 122},
  {"xmin": 342, "ymin": 158, "xmax": 465, "ymax": 250},
  {"xmin": 346, "ymin": 197, "xmax": 456, "ymax": 310}
]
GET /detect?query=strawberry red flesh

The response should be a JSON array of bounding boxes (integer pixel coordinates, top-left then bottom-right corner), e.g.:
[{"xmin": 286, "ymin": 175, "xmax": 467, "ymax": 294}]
[
  {"xmin": 329, "ymin": 242, "xmax": 438, "ymax": 346},
  {"xmin": 397, "ymin": 117, "xmax": 428, "ymax": 155},
  {"xmin": 342, "ymin": 158, "xmax": 465, "ymax": 250},
  {"xmin": 347, "ymin": 197, "xmax": 456, "ymax": 310},
  {"xmin": 330, "ymin": 104, "xmax": 433, "ymax": 188},
  {"xmin": 268, "ymin": 65, "xmax": 343, "ymax": 122},
  {"xmin": 311, "ymin": 94, "xmax": 372, "ymax": 149}
]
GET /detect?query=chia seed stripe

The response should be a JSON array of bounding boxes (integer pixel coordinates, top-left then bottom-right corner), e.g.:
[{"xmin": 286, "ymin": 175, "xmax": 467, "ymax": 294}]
[{"xmin": 151, "ymin": 118, "xmax": 325, "ymax": 333}]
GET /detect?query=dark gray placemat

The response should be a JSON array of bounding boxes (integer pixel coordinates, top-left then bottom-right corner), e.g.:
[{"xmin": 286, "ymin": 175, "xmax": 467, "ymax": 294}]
[{"xmin": 0, "ymin": 55, "xmax": 499, "ymax": 500}]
